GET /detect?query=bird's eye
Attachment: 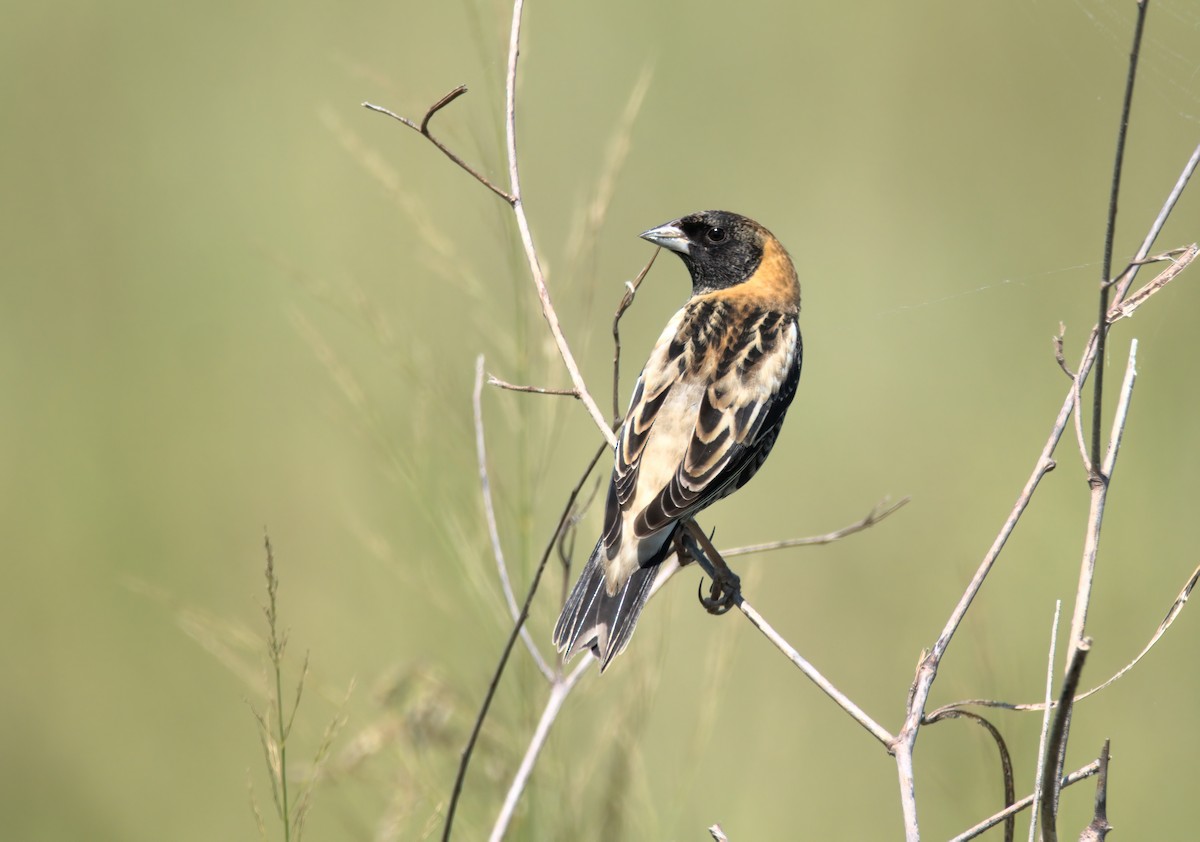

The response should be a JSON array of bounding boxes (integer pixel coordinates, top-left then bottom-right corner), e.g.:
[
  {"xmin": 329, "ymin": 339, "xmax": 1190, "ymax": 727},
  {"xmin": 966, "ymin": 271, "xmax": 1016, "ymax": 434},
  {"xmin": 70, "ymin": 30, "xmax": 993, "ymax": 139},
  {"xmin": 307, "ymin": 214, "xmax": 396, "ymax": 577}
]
[{"xmin": 706, "ymin": 227, "xmax": 727, "ymax": 243}]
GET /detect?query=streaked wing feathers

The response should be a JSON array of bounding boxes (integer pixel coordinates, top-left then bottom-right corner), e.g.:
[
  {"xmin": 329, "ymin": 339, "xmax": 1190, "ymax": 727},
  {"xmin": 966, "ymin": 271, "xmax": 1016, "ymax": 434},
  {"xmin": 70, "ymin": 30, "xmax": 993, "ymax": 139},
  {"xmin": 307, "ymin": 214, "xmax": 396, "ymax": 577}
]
[{"xmin": 628, "ymin": 304, "xmax": 801, "ymax": 538}]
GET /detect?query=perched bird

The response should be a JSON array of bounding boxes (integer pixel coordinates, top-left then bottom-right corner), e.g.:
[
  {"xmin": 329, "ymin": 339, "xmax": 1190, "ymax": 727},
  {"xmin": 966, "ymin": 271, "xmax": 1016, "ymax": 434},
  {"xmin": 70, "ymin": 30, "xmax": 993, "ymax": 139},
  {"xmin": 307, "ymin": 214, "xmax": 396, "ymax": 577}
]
[{"xmin": 552, "ymin": 210, "xmax": 803, "ymax": 671}]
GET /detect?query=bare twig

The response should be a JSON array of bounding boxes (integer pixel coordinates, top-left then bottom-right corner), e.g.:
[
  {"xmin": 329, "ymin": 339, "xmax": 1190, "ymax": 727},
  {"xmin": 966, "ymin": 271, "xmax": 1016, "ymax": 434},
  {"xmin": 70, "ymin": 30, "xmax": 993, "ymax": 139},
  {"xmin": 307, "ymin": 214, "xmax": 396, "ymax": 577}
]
[
  {"xmin": 1071, "ymin": 348, "xmax": 1095, "ymax": 476},
  {"xmin": 1070, "ymin": 559, "xmax": 1199, "ymax": 703},
  {"xmin": 1091, "ymin": 0, "xmax": 1148, "ymax": 475},
  {"xmin": 896, "ymin": 125, "xmax": 1198, "ymax": 842},
  {"xmin": 501, "ymin": 0, "xmax": 618, "ymax": 447},
  {"xmin": 362, "ymin": 91, "xmax": 516, "ymax": 205},
  {"xmin": 895, "ymin": 440, "xmax": 1059, "ymax": 838},
  {"xmin": 925, "ymin": 707, "xmax": 1016, "ymax": 842},
  {"xmin": 1041, "ymin": 638, "xmax": 1092, "ymax": 842},
  {"xmin": 1108, "ymin": 244, "xmax": 1199, "ymax": 323},
  {"xmin": 949, "ymin": 761, "xmax": 1102, "ymax": 842},
  {"xmin": 1029, "ymin": 600, "xmax": 1062, "ymax": 842},
  {"xmin": 1050, "ymin": 340, "xmax": 1138, "ymax": 813},
  {"xmin": 674, "ymin": 524, "xmax": 895, "ymax": 747},
  {"xmin": 442, "ymin": 446, "xmax": 604, "ymax": 841},
  {"xmin": 721, "ymin": 497, "xmax": 910, "ymax": 558},
  {"xmin": 708, "ymin": 824, "xmax": 729, "ymax": 841},
  {"xmin": 1112, "ymin": 139, "xmax": 1200, "ymax": 306},
  {"xmin": 1066, "ymin": 340, "xmax": 1139, "ymax": 647},
  {"xmin": 740, "ymin": 597, "xmax": 895, "ymax": 747},
  {"xmin": 612, "ymin": 250, "xmax": 659, "ymax": 423},
  {"xmin": 1053, "ymin": 324, "xmax": 1075, "ymax": 378},
  {"xmin": 366, "ymin": 0, "xmax": 617, "ymax": 448},
  {"xmin": 486, "ymin": 375, "xmax": 580, "ymax": 398},
  {"xmin": 1079, "ymin": 740, "xmax": 1113, "ymax": 841},
  {"xmin": 474, "ymin": 356, "xmax": 554, "ymax": 682},
  {"xmin": 931, "ymin": 557, "xmax": 1200, "ymax": 715},
  {"xmin": 488, "ymin": 658, "xmax": 591, "ymax": 842}
]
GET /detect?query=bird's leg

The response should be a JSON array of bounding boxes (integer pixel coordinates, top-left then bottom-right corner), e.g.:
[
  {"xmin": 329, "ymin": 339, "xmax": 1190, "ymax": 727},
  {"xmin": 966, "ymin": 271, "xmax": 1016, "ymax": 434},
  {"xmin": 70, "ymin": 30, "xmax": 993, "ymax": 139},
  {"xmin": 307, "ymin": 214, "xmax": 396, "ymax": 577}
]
[{"xmin": 679, "ymin": 519, "xmax": 741, "ymax": 616}]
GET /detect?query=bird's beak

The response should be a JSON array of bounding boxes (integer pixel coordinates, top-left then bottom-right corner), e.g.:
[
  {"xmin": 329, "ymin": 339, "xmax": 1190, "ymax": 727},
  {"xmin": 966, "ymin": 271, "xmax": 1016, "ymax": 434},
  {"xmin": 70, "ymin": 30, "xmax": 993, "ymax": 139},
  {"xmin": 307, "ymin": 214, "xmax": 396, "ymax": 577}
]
[{"xmin": 639, "ymin": 221, "xmax": 689, "ymax": 255}]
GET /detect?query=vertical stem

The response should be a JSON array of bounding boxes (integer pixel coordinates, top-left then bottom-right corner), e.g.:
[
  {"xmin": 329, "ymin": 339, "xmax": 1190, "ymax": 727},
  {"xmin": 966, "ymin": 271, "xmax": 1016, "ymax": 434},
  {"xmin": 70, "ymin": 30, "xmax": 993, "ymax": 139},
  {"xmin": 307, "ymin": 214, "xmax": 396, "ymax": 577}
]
[
  {"xmin": 1091, "ymin": 0, "xmax": 1148, "ymax": 473},
  {"xmin": 503, "ymin": 0, "xmax": 617, "ymax": 447},
  {"xmin": 1028, "ymin": 600, "xmax": 1062, "ymax": 842}
]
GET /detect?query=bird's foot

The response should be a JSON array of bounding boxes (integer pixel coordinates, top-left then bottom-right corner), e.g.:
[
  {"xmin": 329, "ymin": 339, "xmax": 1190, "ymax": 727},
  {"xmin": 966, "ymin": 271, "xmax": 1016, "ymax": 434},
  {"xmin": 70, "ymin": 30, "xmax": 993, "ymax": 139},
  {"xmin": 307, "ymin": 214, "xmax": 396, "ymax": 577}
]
[{"xmin": 698, "ymin": 568, "xmax": 740, "ymax": 615}]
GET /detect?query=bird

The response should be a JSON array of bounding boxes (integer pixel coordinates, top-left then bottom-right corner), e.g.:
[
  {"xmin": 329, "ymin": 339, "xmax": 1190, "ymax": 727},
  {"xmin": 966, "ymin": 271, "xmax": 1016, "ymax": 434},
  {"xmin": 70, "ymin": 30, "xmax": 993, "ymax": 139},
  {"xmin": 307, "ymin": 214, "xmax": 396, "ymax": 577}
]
[{"xmin": 552, "ymin": 210, "xmax": 803, "ymax": 671}]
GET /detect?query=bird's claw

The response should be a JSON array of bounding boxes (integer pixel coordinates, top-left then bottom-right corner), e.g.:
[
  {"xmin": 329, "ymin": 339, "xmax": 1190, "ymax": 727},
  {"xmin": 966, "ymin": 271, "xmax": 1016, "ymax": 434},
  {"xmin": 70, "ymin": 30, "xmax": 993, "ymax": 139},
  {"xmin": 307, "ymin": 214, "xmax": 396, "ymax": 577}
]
[{"xmin": 698, "ymin": 570, "xmax": 740, "ymax": 615}]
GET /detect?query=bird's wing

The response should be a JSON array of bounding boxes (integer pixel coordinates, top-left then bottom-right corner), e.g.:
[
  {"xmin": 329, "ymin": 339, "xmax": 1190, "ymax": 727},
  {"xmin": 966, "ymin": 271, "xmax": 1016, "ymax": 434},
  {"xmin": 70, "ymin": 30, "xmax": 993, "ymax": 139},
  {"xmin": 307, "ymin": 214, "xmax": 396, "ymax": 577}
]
[
  {"xmin": 604, "ymin": 304, "xmax": 801, "ymax": 549},
  {"xmin": 600, "ymin": 310, "xmax": 687, "ymax": 552}
]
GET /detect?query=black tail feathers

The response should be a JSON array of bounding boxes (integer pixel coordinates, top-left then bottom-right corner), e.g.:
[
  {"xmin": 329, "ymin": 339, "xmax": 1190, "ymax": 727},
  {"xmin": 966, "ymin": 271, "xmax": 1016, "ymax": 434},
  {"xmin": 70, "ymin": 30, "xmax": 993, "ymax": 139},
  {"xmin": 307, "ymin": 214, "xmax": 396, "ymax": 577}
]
[{"xmin": 552, "ymin": 542, "xmax": 657, "ymax": 672}]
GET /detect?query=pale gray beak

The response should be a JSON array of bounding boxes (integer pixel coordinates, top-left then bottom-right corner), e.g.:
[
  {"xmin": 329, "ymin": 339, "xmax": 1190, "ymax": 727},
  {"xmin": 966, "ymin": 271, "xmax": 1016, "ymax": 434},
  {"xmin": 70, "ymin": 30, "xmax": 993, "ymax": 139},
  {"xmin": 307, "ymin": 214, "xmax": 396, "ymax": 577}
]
[{"xmin": 639, "ymin": 221, "xmax": 689, "ymax": 255}]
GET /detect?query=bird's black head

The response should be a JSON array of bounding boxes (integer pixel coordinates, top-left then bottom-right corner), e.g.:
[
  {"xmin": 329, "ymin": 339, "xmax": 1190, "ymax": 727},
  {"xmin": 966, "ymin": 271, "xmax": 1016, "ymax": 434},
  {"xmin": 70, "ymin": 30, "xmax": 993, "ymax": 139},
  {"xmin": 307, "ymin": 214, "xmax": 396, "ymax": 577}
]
[{"xmin": 640, "ymin": 210, "xmax": 768, "ymax": 295}]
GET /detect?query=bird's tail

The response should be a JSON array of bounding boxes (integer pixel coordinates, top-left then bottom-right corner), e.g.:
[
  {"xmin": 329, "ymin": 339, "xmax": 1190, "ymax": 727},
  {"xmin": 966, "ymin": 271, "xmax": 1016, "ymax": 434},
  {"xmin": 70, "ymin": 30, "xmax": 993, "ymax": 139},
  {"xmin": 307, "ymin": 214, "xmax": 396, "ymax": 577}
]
[{"xmin": 552, "ymin": 541, "xmax": 660, "ymax": 672}]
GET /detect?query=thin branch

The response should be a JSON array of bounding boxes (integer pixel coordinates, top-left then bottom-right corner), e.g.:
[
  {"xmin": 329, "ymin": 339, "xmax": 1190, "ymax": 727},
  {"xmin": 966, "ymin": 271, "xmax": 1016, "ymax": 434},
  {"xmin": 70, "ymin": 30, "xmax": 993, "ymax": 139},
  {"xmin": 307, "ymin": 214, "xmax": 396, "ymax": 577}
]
[
  {"xmin": 721, "ymin": 497, "xmax": 910, "ymax": 558},
  {"xmin": 895, "ymin": 134, "xmax": 1199, "ymax": 839},
  {"xmin": 1102, "ymin": 339, "xmax": 1138, "ymax": 478},
  {"xmin": 949, "ymin": 761, "xmax": 1102, "ymax": 842},
  {"xmin": 364, "ymin": 0, "xmax": 617, "ymax": 448},
  {"xmin": 442, "ymin": 447, "xmax": 604, "ymax": 841},
  {"xmin": 488, "ymin": 658, "xmax": 591, "ymax": 842},
  {"xmin": 1071, "ymin": 558, "xmax": 1199, "ymax": 703},
  {"xmin": 1041, "ymin": 638, "xmax": 1092, "ymax": 842},
  {"xmin": 1091, "ymin": 0, "xmax": 1148, "ymax": 474},
  {"xmin": 474, "ymin": 356, "xmax": 554, "ymax": 683},
  {"xmin": 612, "ymin": 250, "xmax": 659, "ymax": 423},
  {"xmin": 502, "ymin": 0, "xmax": 617, "ymax": 447},
  {"xmin": 1053, "ymin": 323, "xmax": 1075, "ymax": 378},
  {"xmin": 361, "ymin": 93, "xmax": 516, "ymax": 205},
  {"xmin": 1066, "ymin": 340, "xmax": 1139, "ymax": 649},
  {"xmin": 925, "ymin": 707, "xmax": 1016, "ymax": 842},
  {"xmin": 1071, "ymin": 345, "xmax": 1095, "ymax": 476},
  {"xmin": 895, "ymin": 443, "xmax": 1059, "ymax": 839},
  {"xmin": 420, "ymin": 85, "xmax": 468, "ymax": 134},
  {"xmin": 1108, "ymin": 243, "xmax": 1199, "ymax": 323},
  {"xmin": 1052, "ymin": 340, "xmax": 1137, "ymax": 806},
  {"xmin": 674, "ymin": 524, "xmax": 894, "ymax": 747},
  {"xmin": 708, "ymin": 824, "xmax": 729, "ymax": 842},
  {"xmin": 486, "ymin": 375, "xmax": 580, "ymax": 398},
  {"xmin": 1029, "ymin": 600, "xmax": 1062, "ymax": 842},
  {"xmin": 1113, "ymin": 139, "xmax": 1200, "ymax": 303},
  {"xmin": 1080, "ymin": 740, "xmax": 1113, "ymax": 842},
  {"xmin": 931, "ymin": 557, "xmax": 1200, "ymax": 715},
  {"xmin": 736, "ymin": 596, "xmax": 894, "ymax": 746}
]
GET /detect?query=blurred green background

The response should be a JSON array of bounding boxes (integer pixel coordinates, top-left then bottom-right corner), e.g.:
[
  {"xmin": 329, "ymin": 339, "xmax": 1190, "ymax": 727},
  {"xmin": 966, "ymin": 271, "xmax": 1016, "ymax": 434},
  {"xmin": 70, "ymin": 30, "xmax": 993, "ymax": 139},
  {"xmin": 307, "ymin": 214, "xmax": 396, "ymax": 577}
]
[{"xmin": 3, "ymin": 0, "xmax": 1198, "ymax": 839}]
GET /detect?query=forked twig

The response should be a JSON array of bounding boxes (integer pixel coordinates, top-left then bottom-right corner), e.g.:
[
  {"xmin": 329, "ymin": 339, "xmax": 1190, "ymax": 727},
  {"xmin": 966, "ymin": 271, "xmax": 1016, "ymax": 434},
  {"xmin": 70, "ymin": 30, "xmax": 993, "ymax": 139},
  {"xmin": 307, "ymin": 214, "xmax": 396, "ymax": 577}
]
[
  {"xmin": 365, "ymin": 0, "xmax": 617, "ymax": 448},
  {"xmin": 362, "ymin": 90, "xmax": 516, "ymax": 205},
  {"xmin": 895, "ymin": 97, "xmax": 1197, "ymax": 842}
]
